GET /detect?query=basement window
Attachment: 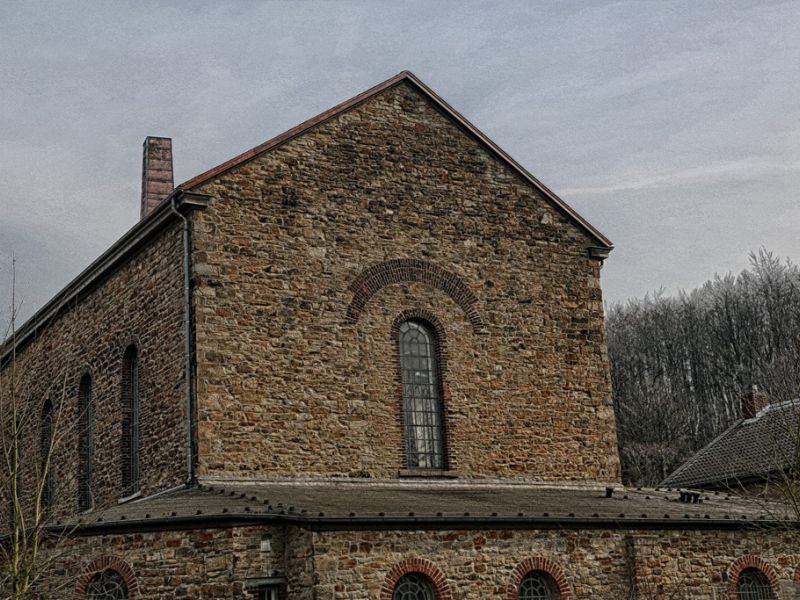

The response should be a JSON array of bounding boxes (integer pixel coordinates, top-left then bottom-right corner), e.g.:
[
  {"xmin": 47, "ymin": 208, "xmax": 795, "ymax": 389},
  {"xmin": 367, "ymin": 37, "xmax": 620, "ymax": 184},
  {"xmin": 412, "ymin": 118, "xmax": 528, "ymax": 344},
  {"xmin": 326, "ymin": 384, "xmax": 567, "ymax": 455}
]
[{"xmin": 244, "ymin": 577, "xmax": 286, "ymax": 600}]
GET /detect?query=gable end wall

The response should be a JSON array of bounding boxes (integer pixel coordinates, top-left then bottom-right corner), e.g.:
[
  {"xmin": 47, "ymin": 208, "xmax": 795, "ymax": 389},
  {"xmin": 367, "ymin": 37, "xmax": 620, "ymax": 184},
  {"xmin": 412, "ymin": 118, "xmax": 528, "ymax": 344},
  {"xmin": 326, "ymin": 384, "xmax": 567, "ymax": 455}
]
[{"xmin": 191, "ymin": 81, "xmax": 620, "ymax": 482}]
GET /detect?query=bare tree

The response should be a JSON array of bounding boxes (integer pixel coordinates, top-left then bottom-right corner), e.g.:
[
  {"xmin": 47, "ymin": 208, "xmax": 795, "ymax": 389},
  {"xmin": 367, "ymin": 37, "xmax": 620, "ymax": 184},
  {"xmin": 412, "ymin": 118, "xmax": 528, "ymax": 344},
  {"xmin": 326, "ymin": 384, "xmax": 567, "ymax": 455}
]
[
  {"xmin": 608, "ymin": 249, "xmax": 800, "ymax": 486},
  {"xmin": 0, "ymin": 260, "xmax": 80, "ymax": 599}
]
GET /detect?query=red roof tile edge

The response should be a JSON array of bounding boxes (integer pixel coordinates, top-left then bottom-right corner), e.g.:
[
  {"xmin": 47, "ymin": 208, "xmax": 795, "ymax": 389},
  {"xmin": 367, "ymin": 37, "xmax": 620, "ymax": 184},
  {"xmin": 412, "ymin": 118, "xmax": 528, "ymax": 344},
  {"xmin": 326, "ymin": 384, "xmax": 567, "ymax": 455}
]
[{"xmin": 178, "ymin": 70, "xmax": 613, "ymax": 249}]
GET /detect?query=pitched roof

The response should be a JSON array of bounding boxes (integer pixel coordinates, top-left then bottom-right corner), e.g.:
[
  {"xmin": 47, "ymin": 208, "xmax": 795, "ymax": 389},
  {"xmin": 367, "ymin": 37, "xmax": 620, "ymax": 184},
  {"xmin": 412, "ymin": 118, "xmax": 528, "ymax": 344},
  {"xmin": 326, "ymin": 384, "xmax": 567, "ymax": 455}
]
[
  {"xmin": 61, "ymin": 481, "xmax": 790, "ymax": 534},
  {"xmin": 179, "ymin": 70, "xmax": 613, "ymax": 250},
  {"xmin": 662, "ymin": 399, "xmax": 800, "ymax": 488}
]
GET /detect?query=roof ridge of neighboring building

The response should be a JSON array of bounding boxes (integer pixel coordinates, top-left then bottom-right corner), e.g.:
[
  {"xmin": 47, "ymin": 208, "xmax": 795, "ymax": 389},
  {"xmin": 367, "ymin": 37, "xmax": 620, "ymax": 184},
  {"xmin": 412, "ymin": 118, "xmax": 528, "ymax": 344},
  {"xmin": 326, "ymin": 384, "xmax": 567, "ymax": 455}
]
[
  {"xmin": 661, "ymin": 418, "xmax": 744, "ymax": 487},
  {"xmin": 179, "ymin": 70, "xmax": 613, "ymax": 249}
]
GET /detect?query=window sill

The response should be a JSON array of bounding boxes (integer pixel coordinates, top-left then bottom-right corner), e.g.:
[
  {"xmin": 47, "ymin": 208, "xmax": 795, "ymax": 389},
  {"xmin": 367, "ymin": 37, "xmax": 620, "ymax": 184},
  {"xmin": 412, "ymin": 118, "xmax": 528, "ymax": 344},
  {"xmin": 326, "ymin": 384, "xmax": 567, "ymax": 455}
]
[
  {"xmin": 398, "ymin": 469, "xmax": 459, "ymax": 479},
  {"xmin": 118, "ymin": 490, "xmax": 141, "ymax": 504}
]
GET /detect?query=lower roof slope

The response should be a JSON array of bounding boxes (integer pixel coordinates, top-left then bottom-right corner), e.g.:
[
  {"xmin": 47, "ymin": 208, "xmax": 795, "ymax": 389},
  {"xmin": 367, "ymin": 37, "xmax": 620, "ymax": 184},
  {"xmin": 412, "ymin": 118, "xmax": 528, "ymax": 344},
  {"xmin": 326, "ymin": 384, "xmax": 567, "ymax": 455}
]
[
  {"xmin": 63, "ymin": 480, "xmax": 791, "ymax": 534},
  {"xmin": 662, "ymin": 399, "xmax": 800, "ymax": 488}
]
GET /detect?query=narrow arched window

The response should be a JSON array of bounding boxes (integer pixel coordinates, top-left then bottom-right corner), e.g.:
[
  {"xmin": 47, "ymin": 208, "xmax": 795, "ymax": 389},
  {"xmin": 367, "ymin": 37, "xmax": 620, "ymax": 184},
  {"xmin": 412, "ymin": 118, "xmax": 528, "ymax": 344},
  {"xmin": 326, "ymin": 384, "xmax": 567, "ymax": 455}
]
[
  {"xmin": 398, "ymin": 320, "xmax": 445, "ymax": 469},
  {"xmin": 736, "ymin": 568, "xmax": 776, "ymax": 600},
  {"xmin": 40, "ymin": 400, "xmax": 54, "ymax": 511},
  {"xmin": 121, "ymin": 346, "xmax": 140, "ymax": 495},
  {"xmin": 519, "ymin": 571, "xmax": 560, "ymax": 600},
  {"xmin": 78, "ymin": 374, "xmax": 93, "ymax": 511},
  {"xmin": 393, "ymin": 573, "xmax": 435, "ymax": 600}
]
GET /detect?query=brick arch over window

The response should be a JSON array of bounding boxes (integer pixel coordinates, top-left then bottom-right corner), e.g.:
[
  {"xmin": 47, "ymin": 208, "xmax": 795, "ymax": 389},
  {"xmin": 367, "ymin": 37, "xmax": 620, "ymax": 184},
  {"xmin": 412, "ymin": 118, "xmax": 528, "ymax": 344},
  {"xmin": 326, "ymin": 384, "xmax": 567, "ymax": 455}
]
[
  {"xmin": 74, "ymin": 555, "xmax": 138, "ymax": 599},
  {"xmin": 346, "ymin": 259, "xmax": 485, "ymax": 332},
  {"xmin": 507, "ymin": 557, "xmax": 571, "ymax": 599},
  {"xmin": 381, "ymin": 558, "xmax": 453, "ymax": 600},
  {"xmin": 727, "ymin": 555, "xmax": 780, "ymax": 600}
]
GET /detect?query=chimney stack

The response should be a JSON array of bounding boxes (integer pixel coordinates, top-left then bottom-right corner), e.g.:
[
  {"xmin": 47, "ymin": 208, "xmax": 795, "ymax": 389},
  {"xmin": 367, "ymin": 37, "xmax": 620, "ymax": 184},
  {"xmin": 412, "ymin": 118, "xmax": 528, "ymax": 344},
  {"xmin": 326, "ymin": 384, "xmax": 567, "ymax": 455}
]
[
  {"xmin": 140, "ymin": 136, "xmax": 174, "ymax": 218},
  {"xmin": 741, "ymin": 385, "xmax": 769, "ymax": 419}
]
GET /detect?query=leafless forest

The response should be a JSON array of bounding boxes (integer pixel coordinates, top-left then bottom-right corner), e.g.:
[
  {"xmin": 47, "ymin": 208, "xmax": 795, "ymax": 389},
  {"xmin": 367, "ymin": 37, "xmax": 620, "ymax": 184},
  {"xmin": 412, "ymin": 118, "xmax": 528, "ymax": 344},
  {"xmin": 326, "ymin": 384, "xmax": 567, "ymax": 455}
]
[{"xmin": 607, "ymin": 249, "xmax": 800, "ymax": 486}]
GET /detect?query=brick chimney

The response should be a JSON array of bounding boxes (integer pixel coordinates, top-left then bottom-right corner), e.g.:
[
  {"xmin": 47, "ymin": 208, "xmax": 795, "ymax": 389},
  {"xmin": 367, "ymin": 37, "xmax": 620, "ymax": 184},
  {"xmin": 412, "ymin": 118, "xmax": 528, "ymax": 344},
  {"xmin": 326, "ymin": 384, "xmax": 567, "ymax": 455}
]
[
  {"xmin": 742, "ymin": 385, "xmax": 769, "ymax": 419},
  {"xmin": 140, "ymin": 136, "xmax": 174, "ymax": 218}
]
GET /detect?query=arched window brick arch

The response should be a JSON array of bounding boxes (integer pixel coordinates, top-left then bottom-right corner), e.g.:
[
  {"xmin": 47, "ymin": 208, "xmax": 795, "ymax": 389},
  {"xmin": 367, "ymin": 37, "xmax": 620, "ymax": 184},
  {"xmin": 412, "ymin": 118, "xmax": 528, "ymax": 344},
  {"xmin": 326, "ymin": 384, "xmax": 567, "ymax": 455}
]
[
  {"xmin": 74, "ymin": 555, "xmax": 138, "ymax": 599},
  {"xmin": 381, "ymin": 558, "xmax": 453, "ymax": 600},
  {"xmin": 40, "ymin": 399, "xmax": 55, "ymax": 510},
  {"xmin": 727, "ymin": 555, "xmax": 779, "ymax": 600},
  {"xmin": 391, "ymin": 310, "xmax": 452, "ymax": 471},
  {"xmin": 506, "ymin": 557, "xmax": 570, "ymax": 599},
  {"xmin": 346, "ymin": 259, "xmax": 485, "ymax": 333}
]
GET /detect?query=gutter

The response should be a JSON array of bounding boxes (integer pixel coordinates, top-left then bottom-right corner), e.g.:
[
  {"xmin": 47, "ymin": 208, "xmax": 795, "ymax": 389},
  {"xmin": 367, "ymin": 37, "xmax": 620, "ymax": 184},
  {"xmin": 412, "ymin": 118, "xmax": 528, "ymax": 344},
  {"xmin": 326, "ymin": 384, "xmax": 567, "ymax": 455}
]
[
  {"xmin": 50, "ymin": 512, "xmax": 788, "ymax": 537},
  {"xmin": 0, "ymin": 191, "xmax": 210, "ymax": 365},
  {"xmin": 170, "ymin": 194, "xmax": 199, "ymax": 485}
]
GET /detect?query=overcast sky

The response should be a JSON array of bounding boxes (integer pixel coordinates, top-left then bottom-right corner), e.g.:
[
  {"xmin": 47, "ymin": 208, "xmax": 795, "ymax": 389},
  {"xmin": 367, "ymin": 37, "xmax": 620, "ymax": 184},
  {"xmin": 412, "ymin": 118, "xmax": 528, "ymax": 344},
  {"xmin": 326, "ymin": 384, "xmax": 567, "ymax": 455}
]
[{"xmin": 1, "ymin": 0, "xmax": 798, "ymax": 330}]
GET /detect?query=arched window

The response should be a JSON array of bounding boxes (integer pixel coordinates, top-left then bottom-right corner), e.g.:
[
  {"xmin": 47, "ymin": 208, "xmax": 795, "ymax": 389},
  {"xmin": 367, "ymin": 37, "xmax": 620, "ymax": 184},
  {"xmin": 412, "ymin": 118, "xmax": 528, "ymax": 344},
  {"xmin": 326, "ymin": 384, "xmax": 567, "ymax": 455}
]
[
  {"xmin": 393, "ymin": 573, "xmax": 436, "ymax": 600},
  {"xmin": 78, "ymin": 373, "xmax": 94, "ymax": 511},
  {"xmin": 519, "ymin": 571, "xmax": 560, "ymax": 600},
  {"xmin": 398, "ymin": 320, "xmax": 445, "ymax": 469},
  {"xmin": 121, "ymin": 346, "xmax": 140, "ymax": 495},
  {"xmin": 86, "ymin": 568, "xmax": 129, "ymax": 599},
  {"xmin": 736, "ymin": 568, "xmax": 776, "ymax": 600},
  {"xmin": 40, "ymin": 400, "xmax": 54, "ymax": 510}
]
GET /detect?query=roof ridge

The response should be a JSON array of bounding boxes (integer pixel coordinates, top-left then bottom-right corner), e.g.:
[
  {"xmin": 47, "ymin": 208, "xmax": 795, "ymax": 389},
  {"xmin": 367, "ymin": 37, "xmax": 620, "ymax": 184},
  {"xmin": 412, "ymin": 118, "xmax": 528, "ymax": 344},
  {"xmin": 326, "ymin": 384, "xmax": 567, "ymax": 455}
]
[
  {"xmin": 661, "ymin": 418, "xmax": 743, "ymax": 486},
  {"xmin": 179, "ymin": 70, "xmax": 612, "ymax": 249}
]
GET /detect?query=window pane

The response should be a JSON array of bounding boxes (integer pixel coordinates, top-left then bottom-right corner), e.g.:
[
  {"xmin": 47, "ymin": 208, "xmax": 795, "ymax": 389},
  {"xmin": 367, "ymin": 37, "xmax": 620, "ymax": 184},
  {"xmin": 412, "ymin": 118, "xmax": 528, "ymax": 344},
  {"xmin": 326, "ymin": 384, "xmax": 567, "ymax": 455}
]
[
  {"xmin": 519, "ymin": 571, "xmax": 557, "ymax": 600},
  {"xmin": 737, "ymin": 568, "xmax": 775, "ymax": 600},
  {"xmin": 78, "ymin": 374, "xmax": 93, "ymax": 511},
  {"xmin": 399, "ymin": 321, "xmax": 444, "ymax": 469},
  {"xmin": 86, "ymin": 569, "xmax": 129, "ymax": 600},
  {"xmin": 393, "ymin": 573, "xmax": 435, "ymax": 600}
]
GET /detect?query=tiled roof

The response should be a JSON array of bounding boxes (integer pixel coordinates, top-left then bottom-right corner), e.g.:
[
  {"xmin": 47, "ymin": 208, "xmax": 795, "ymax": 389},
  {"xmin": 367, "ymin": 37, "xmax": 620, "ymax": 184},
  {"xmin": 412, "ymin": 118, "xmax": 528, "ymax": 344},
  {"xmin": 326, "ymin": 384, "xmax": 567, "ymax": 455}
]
[
  {"xmin": 62, "ymin": 480, "xmax": 791, "ymax": 533},
  {"xmin": 662, "ymin": 399, "xmax": 800, "ymax": 488}
]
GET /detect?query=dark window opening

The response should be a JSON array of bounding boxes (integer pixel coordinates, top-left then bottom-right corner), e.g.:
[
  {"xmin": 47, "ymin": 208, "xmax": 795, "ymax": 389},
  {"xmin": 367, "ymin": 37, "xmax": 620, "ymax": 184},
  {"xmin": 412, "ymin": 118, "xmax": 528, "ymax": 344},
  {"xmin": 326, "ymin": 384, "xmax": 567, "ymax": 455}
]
[
  {"xmin": 519, "ymin": 570, "xmax": 560, "ymax": 600},
  {"xmin": 40, "ymin": 400, "xmax": 54, "ymax": 511},
  {"xmin": 121, "ymin": 345, "xmax": 140, "ymax": 495},
  {"xmin": 736, "ymin": 568, "xmax": 776, "ymax": 600},
  {"xmin": 78, "ymin": 373, "xmax": 94, "ymax": 511},
  {"xmin": 86, "ymin": 568, "xmax": 129, "ymax": 600},
  {"xmin": 393, "ymin": 572, "xmax": 436, "ymax": 600}
]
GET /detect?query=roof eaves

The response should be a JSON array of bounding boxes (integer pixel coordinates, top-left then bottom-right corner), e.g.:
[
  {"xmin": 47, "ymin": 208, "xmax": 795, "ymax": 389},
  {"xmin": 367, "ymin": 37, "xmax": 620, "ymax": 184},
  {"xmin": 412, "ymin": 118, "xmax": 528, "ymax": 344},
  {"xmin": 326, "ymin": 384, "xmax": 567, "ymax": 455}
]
[
  {"xmin": 0, "ymin": 190, "xmax": 210, "ymax": 364},
  {"xmin": 179, "ymin": 70, "xmax": 613, "ymax": 250}
]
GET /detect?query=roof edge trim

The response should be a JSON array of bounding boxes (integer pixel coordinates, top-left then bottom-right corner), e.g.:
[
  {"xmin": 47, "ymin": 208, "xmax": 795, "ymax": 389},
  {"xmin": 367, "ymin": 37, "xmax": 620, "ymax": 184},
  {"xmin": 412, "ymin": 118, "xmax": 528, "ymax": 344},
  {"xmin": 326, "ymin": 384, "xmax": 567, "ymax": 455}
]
[
  {"xmin": 179, "ymin": 70, "xmax": 612, "ymax": 249},
  {"xmin": 0, "ymin": 191, "xmax": 211, "ymax": 364}
]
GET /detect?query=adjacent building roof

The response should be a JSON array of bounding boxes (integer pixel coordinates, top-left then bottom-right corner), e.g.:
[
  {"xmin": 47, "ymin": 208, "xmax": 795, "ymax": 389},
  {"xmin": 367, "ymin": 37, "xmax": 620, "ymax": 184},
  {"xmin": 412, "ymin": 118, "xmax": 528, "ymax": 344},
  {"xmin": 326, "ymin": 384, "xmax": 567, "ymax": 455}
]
[
  {"xmin": 62, "ymin": 481, "xmax": 791, "ymax": 535},
  {"xmin": 662, "ymin": 399, "xmax": 800, "ymax": 489},
  {"xmin": 179, "ymin": 70, "xmax": 613, "ymax": 250}
]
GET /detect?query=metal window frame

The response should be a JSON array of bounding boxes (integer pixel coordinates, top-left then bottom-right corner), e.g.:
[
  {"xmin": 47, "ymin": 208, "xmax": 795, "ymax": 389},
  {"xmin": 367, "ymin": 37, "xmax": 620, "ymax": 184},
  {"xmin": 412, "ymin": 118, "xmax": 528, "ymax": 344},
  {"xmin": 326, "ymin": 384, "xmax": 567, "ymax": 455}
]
[{"xmin": 398, "ymin": 319, "xmax": 446, "ymax": 471}]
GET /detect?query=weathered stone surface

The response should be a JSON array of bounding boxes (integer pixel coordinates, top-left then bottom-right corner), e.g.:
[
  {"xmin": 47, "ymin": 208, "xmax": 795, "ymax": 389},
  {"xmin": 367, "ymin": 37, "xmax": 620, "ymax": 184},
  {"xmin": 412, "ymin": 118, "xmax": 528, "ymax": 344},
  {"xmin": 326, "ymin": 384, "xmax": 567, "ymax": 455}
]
[
  {"xmin": 191, "ymin": 81, "xmax": 620, "ymax": 482},
  {"xmin": 0, "ymin": 222, "xmax": 188, "ymax": 511}
]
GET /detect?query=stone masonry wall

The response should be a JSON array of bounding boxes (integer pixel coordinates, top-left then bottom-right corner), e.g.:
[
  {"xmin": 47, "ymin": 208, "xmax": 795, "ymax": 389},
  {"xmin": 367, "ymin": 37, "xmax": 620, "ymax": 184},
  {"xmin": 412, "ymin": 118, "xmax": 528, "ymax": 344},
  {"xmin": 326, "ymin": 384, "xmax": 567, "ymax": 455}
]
[
  {"xmin": 35, "ymin": 522, "xmax": 800, "ymax": 599},
  {"xmin": 311, "ymin": 526, "xmax": 800, "ymax": 599},
  {"xmin": 190, "ymin": 80, "xmax": 620, "ymax": 482},
  {"xmin": 0, "ymin": 221, "xmax": 188, "ymax": 516},
  {"xmin": 36, "ymin": 524, "xmax": 284, "ymax": 599}
]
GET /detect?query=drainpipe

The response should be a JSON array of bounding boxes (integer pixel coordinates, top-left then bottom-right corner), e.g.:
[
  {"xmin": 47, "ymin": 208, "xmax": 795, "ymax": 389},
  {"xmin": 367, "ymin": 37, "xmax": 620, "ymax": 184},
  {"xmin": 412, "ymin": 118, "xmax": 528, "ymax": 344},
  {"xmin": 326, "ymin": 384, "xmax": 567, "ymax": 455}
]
[{"xmin": 170, "ymin": 193, "xmax": 196, "ymax": 484}]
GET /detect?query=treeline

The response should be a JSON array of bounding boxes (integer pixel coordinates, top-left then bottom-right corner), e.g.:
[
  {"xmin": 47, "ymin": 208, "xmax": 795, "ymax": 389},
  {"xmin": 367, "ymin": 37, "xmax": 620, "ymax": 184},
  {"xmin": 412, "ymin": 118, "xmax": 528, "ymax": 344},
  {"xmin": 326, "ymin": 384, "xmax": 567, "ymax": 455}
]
[{"xmin": 607, "ymin": 249, "xmax": 800, "ymax": 486}]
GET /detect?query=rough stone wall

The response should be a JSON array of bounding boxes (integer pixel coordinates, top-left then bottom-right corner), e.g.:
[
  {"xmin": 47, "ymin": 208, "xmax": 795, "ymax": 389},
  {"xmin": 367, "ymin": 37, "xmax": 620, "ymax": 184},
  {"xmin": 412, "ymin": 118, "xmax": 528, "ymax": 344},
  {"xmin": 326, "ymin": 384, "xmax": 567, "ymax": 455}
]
[
  {"xmin": 0, "ymin": 222, "xmax": 188, "ymax": 516},
  {"xmin": 310, "ymin": 526, "xmax": 800, "ymax": 599},
  {"xmin": 35, "ymin": 524, "xmax": 284, "ymax": 599},
  {"xmin": 35, "ymin": 523, "xmax": 800, "ymax": 599},
  {"xmin": 191, "ymin": 80, "xmax": 620, "ymax": 482}
]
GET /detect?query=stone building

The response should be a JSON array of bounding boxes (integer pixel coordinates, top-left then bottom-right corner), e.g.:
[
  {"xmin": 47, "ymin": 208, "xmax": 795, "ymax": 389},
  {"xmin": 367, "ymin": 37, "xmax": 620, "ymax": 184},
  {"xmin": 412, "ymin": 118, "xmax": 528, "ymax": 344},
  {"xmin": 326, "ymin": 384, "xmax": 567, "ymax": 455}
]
[
  {"xmin": 664, "ymin": 387, "xmax": 800, "ymax": 498},
  {"xmin": 2, "ymin": 71, "xmax": 799, "ymax": 599}
]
